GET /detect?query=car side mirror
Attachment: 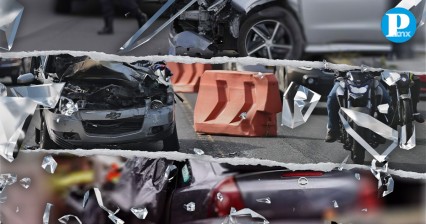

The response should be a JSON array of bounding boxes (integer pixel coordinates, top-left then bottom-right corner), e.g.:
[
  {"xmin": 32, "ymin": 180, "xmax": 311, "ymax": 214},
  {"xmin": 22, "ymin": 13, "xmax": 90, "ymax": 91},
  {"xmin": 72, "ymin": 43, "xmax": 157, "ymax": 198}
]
[{"xmin": 17, "ymin": 73, "xmax": 35, "ymax": 84}]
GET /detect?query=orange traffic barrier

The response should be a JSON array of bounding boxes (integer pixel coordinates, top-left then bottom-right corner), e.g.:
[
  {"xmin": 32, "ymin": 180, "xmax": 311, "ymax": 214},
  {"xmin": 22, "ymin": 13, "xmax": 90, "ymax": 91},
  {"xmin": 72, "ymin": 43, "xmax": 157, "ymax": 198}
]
[
  {"xmin": 194, "ymin": 71, "xmax": 282, "ymax": 137},
  {"xmin": 167, "ymin": 62, "xmax": 212, "ymax": 93}
]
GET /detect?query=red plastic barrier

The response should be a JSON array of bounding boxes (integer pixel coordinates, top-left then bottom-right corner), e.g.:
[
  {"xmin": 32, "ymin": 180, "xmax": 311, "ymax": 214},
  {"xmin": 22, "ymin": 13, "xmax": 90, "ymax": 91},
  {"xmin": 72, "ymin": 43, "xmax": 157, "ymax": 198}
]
[
  {"xmin": 167, "ymin": 62, "xmax": 212, "ymax": 93},
  {"xmin": 194, "ymin": 70, "xmax": 282, "ymax": 137}
]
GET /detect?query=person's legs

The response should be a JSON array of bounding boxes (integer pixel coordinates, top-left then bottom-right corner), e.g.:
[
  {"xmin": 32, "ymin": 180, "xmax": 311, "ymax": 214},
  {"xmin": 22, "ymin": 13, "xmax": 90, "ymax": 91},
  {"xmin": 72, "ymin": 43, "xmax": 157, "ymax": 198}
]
[
  {"xmin": 98, "ymin": 0, "xmax": 114, "ymax": 34},
  {"xmin": 325, "ymin": 82, "xmax": 340, "ymax": 142},
  {"xmin": 121, "ymin": 0, "xmax": 148, "ymax": 28}
]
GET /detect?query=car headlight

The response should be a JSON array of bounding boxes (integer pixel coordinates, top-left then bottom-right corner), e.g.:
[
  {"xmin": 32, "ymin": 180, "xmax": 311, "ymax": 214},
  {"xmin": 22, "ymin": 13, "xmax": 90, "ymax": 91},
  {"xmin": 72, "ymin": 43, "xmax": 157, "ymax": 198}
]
[
  {"xmin": 59, "ymin": 97, "xmax": 79, "ymax": 116},
  {"xmin": 151, "ymin": 99, "xmax": 164, "ymax": 109},
  {"xmin": 349, "ymin": 85, "xmax": 368, "ymax": 94}
]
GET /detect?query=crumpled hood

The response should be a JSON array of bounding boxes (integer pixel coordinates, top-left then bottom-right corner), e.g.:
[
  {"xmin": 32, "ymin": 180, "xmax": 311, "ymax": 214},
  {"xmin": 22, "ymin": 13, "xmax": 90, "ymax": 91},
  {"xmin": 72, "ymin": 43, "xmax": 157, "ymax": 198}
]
[{"xmin": 59, "ymin": 58, "xmax": 157, "ymax": 84}]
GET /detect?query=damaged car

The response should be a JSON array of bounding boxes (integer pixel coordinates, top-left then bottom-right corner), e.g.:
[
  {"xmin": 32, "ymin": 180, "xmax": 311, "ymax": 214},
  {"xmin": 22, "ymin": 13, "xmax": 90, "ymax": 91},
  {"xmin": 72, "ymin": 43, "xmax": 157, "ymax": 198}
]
[{"xmin": 23, "ymin": 55, "xmax": 179, "ymax": 151}]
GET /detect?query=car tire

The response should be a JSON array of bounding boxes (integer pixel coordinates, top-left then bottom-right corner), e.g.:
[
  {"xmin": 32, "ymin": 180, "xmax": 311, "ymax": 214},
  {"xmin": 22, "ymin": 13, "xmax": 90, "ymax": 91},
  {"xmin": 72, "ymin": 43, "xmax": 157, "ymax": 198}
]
[
  {"xmin": 238, "ymin": 7, "xmax": 304, "ymax": 60},
  {"xmin": 163, "ymin": 125, "xmax": 180, "ymax": 151},
  {"xmin": 39, "ymin": 117, "xmax": 58, "ymax": 149},
  {"xmin": 55, "ymin": 0, "xmax": 72, "ymax": 14}
]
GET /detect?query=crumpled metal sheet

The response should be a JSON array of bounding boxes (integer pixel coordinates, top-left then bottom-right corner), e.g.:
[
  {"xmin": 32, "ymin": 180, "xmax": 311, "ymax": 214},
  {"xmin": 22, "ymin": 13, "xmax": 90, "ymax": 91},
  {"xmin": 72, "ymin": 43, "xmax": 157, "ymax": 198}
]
[
  {"xmin": 0, "ymin": 97, "xmax": 37, "ymax": 162},
  {"xmin": 339, "ymin": 108, "xmax": 398, "ymax": 163},
  {"xmin": 282, "ymin": 82, "xmax": 321, "ymax": 128},
  {"xmin": 108, "ymin": 157, "xmax": 174, "ymax": 223},
  {"xmin": 169, "ymin": 31, "xmax": 213, "ymax": 55},
  {"xmin": 0, "ymin": 0, "xmax": 24, "ymax": 50},
  {"xmin": 399, "ymin": 125, "xmax": 416, "ymax": 150},
  {"xmin": 10, "ymin": 83, "xmax": 65, "ymax": 108}
]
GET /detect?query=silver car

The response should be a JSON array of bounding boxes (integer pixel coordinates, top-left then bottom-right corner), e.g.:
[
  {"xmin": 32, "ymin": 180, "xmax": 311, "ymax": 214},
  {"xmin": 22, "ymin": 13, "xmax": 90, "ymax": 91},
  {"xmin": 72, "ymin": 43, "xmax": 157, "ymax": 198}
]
[
  {"xmin": 166, "ymin": 0, "xmax": 426, "ymax": 59},
  {"xmin": 28, "ymin": 55, "xmax": 179, "ymax": 151}
]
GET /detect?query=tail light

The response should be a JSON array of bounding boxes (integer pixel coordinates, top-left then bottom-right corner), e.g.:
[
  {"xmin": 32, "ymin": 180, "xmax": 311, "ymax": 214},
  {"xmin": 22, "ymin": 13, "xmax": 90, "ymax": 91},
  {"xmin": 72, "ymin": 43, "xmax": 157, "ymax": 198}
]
[
  {"xmin": 281, "ymin": 171, "xmax": 323, "ymax": 177},
  {"xmin": 357, "ymin": 172, "xmax": 381, "ymax": 211},
  {"xmin": 209, "ymin": 176, "xmax": 245, "ymax": 217}
]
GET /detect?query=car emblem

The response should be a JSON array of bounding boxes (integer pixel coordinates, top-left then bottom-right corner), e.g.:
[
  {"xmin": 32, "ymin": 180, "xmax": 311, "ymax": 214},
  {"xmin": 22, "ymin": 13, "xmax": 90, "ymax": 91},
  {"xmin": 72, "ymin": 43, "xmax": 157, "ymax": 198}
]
[
  {"xmin": 105, "ymin": 112, "xmax": 121, "ymax": 120},
  {"xmin": 297, "ymin": 177, "xmax": 309, "ymax": 187}
]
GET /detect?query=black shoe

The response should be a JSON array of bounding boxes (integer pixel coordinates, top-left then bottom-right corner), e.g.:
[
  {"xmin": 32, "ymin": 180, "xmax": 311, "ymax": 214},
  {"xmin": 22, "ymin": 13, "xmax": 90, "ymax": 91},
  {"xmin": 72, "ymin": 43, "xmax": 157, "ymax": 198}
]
[
  {"xmin": 325, "ymin": 130, "xmax": 338, "ymax": 143},
  {"xmin": 413, "ymin": 113, "xmax": 425, "ymax": 123},
  {"xmin": 97, "ymin": 26, "xmax": 113, "ymax": 35}
]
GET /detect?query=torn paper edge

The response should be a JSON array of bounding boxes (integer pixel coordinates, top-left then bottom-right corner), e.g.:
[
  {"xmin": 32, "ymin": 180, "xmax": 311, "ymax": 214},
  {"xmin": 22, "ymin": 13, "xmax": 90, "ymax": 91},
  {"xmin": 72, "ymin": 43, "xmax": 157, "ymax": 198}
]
[
  {"xmin": 22, "ymin": 149, "xmax": 426, "ymax": 179},
  {"xmin": 0, "ymin": 50, "xmax": 425, "ymax": 74}
]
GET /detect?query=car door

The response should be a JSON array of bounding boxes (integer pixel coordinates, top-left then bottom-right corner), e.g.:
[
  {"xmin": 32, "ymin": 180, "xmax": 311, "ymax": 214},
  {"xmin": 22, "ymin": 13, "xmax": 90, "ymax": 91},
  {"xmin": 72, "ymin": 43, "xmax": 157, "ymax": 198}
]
[{"xmin": 299, "ymin": 0, "xmax": 389, "ymax": 45}]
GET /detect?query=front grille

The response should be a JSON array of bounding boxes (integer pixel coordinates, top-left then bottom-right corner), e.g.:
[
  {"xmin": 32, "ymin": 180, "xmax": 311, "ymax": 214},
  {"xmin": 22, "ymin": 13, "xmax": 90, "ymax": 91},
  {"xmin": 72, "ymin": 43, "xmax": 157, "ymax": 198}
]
[{"xmin": 82, "ymin": 117, "xmax": 144, "ymax": 135}]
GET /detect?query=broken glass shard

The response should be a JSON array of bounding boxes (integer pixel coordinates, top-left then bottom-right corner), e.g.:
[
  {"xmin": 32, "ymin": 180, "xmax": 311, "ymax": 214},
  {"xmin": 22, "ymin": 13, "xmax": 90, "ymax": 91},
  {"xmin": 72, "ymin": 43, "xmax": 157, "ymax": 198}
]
[
  {"xmin": 131, "ymin": 207, "xmax": 148, "ymax": 219},
  {"xmin": 58, "ymin": 215, "xmax": 82, "ymax": 224},
  {"xmin": 0, "ymin": 83, "xmax": 6, "ymax": 96},
  {"xmin": 0, "ymin": 97, "xmax": 37, "ymax": 162},
  {"xmin": 362, "ymin": 208, "xmax": 368, "ymax": 212},
  {"xmin": 382, "ymin": 174, "xmax": 394, "ymax": 197},
  {"xmin": 256, "ymin": 72, "xmax": 264, "ymax": 79},
  {"xmin": 183, "ymin": 202, "xmax": 195, "ymax": 212},
  {"xmin": 282, "ymin": 82, "xmax": 321, "ymax": 128},
  {"xmin": 355, "ymin": 173, "xmax": 360, "ymax": 181},
  {"xmin": 256, "ymin": 197, "xmax": 271, "ymax": 204},
  {"xmin": 332, "ymin": 200, "xmax": 339, "ymax": 208},
  {"xmin": 216, "ymin": 192, "xmax": 224, "ymax": 202},
  {"xmin": 59, "ymin": 97, "xmax": 79, "ymax": 116},
  {"xmin": 230, "ymin": 207, "xmax": 236, "ymax": 214},
  {"xmin": 19, "ymin": 177, "xmax": 31, "ymax": 189},
  {"xmin": 399, "ymin": 125, "xmax": 416, "ymax": 150},
  {"xmin": 338, "ymin": 154, "xmax": 350, "ymax": 171},
  {"xmin": 41, "ymin": 155, "xmax": 57, "ymax": 174},
  {"xmin": 82, "ymin": 190, "xmax": 90, "ymax": 208},
  {"xmin": 193, "ymin": 148, "xmax": 204, "ymax": 155},
  {"xmin": 226, "ymin": 208, "xmax": 269, "ymax": 224},
  {"xmin": 10, "ymin": 83, "xmax": 65, "ymax": 108},
  {"xmin": 0, "ymin": 196, "xmax": 6, "ymax": 203},
  {"xmin": 377, "ymin": 104, "xmax": 389, "ymax": 114},
  {"xmin": 1, "ymin": 173, "xmax": 17, "ymax": 186},
  {"xmin": 0, "ymin": 0, "xmax": 24, "ymax": 50},
  {"xmin": 239, "ymin": 112, "xmax": 247, "ymax": 120},
  {"xmin": 16, "ymin": 206, "xmax": 19, "ymax": 213},
  {"xmin": 43, "ymin": 203, "xmax": 53, "ymax": 224},
  {"xmin": 164, "ymin": 164, "xmax": 177, "ymax": 181}
]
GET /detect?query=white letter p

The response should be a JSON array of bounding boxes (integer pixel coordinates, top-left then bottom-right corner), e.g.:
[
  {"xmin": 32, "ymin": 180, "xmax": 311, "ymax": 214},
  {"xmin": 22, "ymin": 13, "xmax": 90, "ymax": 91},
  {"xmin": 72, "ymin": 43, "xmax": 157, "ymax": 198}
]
[{"xmin": 386, "ymin": 13, "xmax": 410, "ymax": 37}]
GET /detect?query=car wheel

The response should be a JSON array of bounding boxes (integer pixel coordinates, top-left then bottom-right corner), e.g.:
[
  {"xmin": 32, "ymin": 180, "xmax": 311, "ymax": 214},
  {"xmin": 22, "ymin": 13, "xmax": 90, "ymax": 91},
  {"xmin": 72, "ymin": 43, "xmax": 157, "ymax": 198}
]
[
  {"xmin": 40, "ymin": 118, "xmax": 58, "ymax": 149},
  {"xmin": 163, "ymin": 125, "xmax": 180, "ymax": 151},
  {"xmin": 55, "ymin": 0, "xmax": 72, "ymax": 14},
  {"xmin": 238, "ymin": 7, "xmax": 304, "ymax": 60}
]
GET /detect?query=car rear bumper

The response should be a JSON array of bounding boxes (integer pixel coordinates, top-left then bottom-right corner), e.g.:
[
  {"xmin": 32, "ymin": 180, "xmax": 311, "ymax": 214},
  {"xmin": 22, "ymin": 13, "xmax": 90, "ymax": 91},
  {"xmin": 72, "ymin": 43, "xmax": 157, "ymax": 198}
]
[{"xmin": 44, "ymin": 105, "xmax": 175, "ymax": 148}]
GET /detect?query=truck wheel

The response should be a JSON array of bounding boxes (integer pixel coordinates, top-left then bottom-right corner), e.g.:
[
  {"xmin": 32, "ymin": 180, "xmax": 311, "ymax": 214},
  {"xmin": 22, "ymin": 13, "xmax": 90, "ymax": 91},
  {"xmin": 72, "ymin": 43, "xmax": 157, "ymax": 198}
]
[
  {"xmin": 39, "ymin": 118, "xmax": 58, "ymax": 149},
  {"xmin": 163, "ymin": 125, "xmax": 180, "ymax": 151}
]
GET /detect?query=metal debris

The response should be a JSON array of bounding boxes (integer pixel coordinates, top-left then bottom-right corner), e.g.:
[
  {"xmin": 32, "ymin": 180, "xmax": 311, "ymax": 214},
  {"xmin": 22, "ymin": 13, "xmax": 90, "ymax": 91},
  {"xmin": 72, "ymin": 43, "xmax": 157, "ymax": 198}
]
[
  {"xmin": 19, "ymin": 177, "xmax": 31, "ymax": 189},
  {"xmin": 41, "ymin": 155, "xmax": 57, "ymax": 174},
  {"xmin": 256, "ymin": 197, "xmax": 271, "ymax": 204},
  {"xmin": 399, "ymin": 125, "xmax": 416, "ymax": 150},
  {"xmin": 92, "ymin": 188, "xmax": 124, "ymax": 224},
  {"xmin": 183, "ymin": 202, "xmax": 195, "ymax": 212},
  {"xmin": 282, "ymin": 82, "xmax": 321, "ymax": 128},
  {"xmin": 370, "ymin": 160, "xmax": 394, "ymax": 197},
  {"xmin": 193, "ymin": 148, "xmax": 205, "ymax": 155},
  {"xmin": 332, "ymin": 200, "xmax": 339, "ymax": 208},
  {"xmin": 58, "ymin": 215, "xmax": 82, "ymax": 224},
  {"xmin": 239, "ymin": 112, "xmax": 248, "ymax": 120},
  {"xmin": 130, "ymin": 207, "xmax": 148, "ymax": 219},
  {"xmin": 43, "ymin": 203, "xmax": 53, "ymax": 224},
  {"xmin": 216, "ymin": 192, "xmax": 224, "ymax": 202}
]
